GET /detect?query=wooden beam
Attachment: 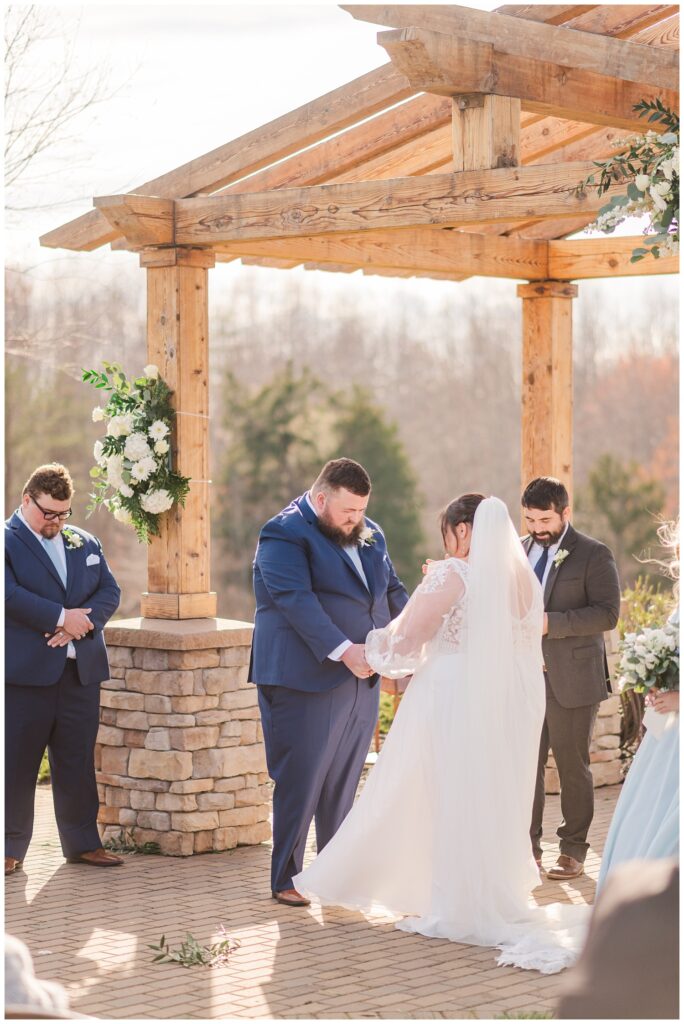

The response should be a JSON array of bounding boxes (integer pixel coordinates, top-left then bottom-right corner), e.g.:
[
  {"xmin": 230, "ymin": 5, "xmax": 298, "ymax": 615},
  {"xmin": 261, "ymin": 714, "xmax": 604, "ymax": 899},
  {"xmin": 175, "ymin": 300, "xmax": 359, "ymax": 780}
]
[
  {"xmin": 518, "ymin": 280, "xmax": 577, "ymax": 500},
  {"xmin": 93, "ymin": 195, "xmax": 174, "ymax": 247},
  {"xmin": 40, "ymin": 63, "xmax": 415, "ymax": 252},
  {"xmin": 175, "ymin": 162, "xmax": 605, "ymax": 244},
  {"xmin": 548, "ymin": 237, "xmax": 679, "ymax": 278},
  {"xmin": 343, "ymin": 5, "xmax": 678, "ymax": 88},
  {"xmin": 452, "ymin": 94, "xmax": 520, "ymax": 170},
  {"xmin": 495, "ymin": 6, "xmax": 600, "ymax": 26},
  {"xmin": 378, "ymin": 27, "xmax": 678, "ymax": 130},
  {"xmin": 212, "ymin": 95, "xmax": 452, "ymax": 196},
  {"xmin": 212, "ymin": 227, "xmax": 549, "ymax": 280}
]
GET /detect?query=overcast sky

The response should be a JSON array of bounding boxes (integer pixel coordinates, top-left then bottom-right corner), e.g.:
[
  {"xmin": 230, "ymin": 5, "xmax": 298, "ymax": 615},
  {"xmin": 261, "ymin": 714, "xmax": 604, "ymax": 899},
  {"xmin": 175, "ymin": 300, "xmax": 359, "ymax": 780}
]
[{"xmin": 6, "ymin": 1, "xmax": 678, "ymax": 319}]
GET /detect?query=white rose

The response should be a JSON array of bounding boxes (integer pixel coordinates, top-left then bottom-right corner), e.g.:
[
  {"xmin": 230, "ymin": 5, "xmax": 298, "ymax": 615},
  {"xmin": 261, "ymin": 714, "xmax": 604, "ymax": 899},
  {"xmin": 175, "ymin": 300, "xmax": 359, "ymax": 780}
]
[
  {"xmin": 106, "ymin": 414, "xmax": 134, "ymax": 438},
  {"xmin": 92, "ymin": 406, "xmax": 105, "ymax": 422},
  {"xmin": 154, "ymin": 439, "xmax": 170, "ymax": 455},
  {"xmin": 660, "ymin": 158, "xmax": 674, "ymax": 181},
  {"xmin": 140, "ymin": 489, "xmax": 174, "ymax": 514},
  {"xmin": 124, "ymin": 432, "xmax": 153, "ymax": 462},
  {"xmin": 113, "ymin": 505, "xmax": 134, "ymax": 526},
  {"xmin": 130, "ymin": 456, "xmax": 157, "ymax": 482},
  {"xmin": 649, "ymin": 186, "xmax": 668, "ymax": 212},
  {"xmin": 143, "ymin": 364, "xmax": 159, "ymax": 380},
  {"xmin": 148, "ymin": 419, "xmax": 170, "ymax": 442},
  {"xmin": 119, "ymin": 484, "xmax": 134, "ymax": 498},
  {"xmin": 106, "ymin": 454, "xmax": 125, "ymax": 489},
  {"xmin": 93, "ymin": 440, "xmax": 107, "ymax": 467},
  {"xmin": 654, "ymin": 180, "xmax": 671, "ymax": 197},
  {"xmin": 634, "ymin": 174, "xmax": 651, "ymax": 192}
]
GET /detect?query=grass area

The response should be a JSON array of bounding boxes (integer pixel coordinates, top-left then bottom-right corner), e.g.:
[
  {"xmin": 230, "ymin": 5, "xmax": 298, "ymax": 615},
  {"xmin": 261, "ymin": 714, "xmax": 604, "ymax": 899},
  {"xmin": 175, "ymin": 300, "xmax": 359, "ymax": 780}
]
[{"xmin": 38, "ymin": 750, "xmax": 50, "ymax": 783}]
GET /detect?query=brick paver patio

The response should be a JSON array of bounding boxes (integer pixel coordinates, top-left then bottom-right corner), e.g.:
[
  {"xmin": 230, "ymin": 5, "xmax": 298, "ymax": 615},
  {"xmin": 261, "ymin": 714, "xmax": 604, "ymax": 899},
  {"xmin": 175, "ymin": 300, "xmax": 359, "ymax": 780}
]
[{"xmin": 6, "ymin": 782, "xmax": 621, "ymax": 1019}]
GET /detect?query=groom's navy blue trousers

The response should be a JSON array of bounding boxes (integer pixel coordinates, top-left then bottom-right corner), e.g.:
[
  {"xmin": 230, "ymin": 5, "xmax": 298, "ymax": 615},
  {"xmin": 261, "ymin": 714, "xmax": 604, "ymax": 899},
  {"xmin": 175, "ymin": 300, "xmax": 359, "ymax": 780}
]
[
  {"xmin": 258, "ymin": 675, "xmax": 379, "ymax": 893},
  {"xmin": 5, "ymin": 660, "xmax": 102, "ymax": 861}
]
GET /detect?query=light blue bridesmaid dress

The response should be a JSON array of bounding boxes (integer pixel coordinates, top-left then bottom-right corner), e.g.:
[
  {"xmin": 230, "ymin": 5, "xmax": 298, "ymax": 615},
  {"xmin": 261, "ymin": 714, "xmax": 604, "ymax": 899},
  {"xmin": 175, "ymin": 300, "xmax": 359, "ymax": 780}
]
[{"xmin": 598, "ymin": 612, "xmax": 679, "ymax": 892}]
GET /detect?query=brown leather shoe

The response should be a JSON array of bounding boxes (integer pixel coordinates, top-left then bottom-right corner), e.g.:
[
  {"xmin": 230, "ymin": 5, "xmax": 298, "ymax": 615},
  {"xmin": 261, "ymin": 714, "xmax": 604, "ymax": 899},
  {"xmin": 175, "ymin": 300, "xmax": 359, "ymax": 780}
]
[
  {"xmin": 66, "ymin": 847, "xmax": 124, "ymax": 867},
  {"xmin": 272, "ymin": 888, "xmax": 311, "ymax": 907},
  {"xmin": 546, "ymin": 854, "xmax": 584, "ymax": 880},
  {"xmin": 5, "ymin": 856, "xmax": 23, "ymax": 876}
]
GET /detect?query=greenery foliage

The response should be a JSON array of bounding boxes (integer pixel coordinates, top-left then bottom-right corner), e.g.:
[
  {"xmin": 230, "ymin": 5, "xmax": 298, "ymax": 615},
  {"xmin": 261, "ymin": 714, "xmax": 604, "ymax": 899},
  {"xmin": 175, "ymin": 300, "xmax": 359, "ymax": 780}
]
[
  {"xmin": 149, "ymin": 929, "xmax": 239, "ymax": 968},
  {"xmin": 580, "ymin": 100, "xmax": 679, "ymax": 261},
  {"xmin": 575, "ymin": 453, "xmax": 665, "ymax": 586},
  {"xmin": 103, "ymin": 829, "xmax": 161, "ymax": 855},
  {"xmin": 83, "ymin": 362, "xmax": 190, "ymax": 543}
]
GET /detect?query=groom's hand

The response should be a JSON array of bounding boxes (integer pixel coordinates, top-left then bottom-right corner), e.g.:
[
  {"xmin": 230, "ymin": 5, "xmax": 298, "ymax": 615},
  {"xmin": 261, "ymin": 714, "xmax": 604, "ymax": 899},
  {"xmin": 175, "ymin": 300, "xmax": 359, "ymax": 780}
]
[
  {"xmin": 542, "ymin": 613, "xmax": 549, "ymax": 636},
  {"xmin": 342, "ymin": 643, "xmax": 373, "ymax": 678}
]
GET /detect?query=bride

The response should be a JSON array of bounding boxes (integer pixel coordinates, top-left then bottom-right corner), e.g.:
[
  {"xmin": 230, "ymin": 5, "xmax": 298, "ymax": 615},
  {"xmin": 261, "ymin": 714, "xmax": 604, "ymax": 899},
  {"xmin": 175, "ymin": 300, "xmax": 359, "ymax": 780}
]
[{"xmin": 294, "ymin": 494, "xmax": 589, "ymax": 974}]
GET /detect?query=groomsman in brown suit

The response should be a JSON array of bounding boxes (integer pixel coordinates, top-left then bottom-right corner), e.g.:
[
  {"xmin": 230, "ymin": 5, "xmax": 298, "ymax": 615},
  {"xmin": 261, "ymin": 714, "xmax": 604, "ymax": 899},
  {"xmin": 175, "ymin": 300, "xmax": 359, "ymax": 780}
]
[{"xmin": 522, "ymin": 477, "xmax": 621, "ymax": 880}]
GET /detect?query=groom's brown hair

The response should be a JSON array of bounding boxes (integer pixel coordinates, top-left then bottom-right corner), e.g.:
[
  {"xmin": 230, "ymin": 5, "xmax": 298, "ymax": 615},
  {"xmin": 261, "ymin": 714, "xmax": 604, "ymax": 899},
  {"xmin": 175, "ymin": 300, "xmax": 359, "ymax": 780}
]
[{"xmin": 312, "ymin": 458, "xmax": 371, "ymax": 496}]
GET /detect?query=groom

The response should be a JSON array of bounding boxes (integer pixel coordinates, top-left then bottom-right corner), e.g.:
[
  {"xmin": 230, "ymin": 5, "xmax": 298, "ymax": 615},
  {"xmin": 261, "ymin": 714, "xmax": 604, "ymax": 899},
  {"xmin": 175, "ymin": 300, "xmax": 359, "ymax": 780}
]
[
  {"xmin": 522, "ymin": 476, "xmax": 621, "ymax": 880},
  {"xmin": 250, "ymin": 458, "xmax": 409, "ymax": 905}
]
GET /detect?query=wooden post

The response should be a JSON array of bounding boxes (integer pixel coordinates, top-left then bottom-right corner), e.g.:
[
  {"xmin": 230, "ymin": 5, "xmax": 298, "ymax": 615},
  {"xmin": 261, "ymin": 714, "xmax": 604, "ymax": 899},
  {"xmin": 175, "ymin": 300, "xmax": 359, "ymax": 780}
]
[
  {"xmin": 452, "ymin": 94, "xmax": 520, "ymax": 170},
  {"xmin": 139, "ymin": 246, "xmax": 217, "ymax": 619},
  {"xmin": 518, "ymin": 281, "xmax": 577, "ymax": 507}
]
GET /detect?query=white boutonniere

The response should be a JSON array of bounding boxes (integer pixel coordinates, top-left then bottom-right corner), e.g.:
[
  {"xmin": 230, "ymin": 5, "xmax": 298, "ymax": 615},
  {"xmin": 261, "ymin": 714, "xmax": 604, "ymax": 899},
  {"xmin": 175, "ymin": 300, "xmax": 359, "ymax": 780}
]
[
  {"xmin": 62, "ymin": 527, "xmax": 84, "ymax": 550},
  {"xmin": 359, "ymin": 526, "xmax": 377, "ymax": 547},
  {"xmin": 553, "ymin": 548, "xmax": 570, "ymax": 569}
]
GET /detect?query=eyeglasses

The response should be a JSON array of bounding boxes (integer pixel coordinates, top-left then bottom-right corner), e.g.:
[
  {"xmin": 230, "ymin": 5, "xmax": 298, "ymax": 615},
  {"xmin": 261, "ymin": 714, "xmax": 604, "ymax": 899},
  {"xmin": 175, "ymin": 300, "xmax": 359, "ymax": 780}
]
[{"xmin": 31, "ymin": 495, "xmax": 73, "ymax": 522}]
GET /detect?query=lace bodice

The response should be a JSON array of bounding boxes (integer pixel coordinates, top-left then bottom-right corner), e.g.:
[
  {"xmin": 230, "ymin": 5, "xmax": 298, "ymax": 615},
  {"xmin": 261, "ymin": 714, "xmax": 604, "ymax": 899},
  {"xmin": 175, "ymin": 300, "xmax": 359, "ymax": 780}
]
[
  {"xmin": 366, "ymin": 558, "xmax": 469, "ymax": 677},
  {"xmin": 424, "ymin": 559, "xmax": 468, "ymax": 655}
]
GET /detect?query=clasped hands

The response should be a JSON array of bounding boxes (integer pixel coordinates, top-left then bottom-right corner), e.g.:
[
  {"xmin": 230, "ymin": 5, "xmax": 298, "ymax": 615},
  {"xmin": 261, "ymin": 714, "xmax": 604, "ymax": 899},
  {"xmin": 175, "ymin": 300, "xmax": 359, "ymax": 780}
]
[
  {"xmin": 45, "ymin": 607, "xmax": 94, "ymax": 648},
  {"xmin": 342, "ymin": 643, "xmax": 374, "ymax": 679}
]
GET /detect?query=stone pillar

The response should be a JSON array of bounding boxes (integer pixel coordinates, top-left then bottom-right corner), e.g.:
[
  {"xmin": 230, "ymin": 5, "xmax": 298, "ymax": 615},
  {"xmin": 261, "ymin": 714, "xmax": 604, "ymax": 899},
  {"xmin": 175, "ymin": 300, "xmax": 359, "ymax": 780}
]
[{"xmin": 97, "ymin": 618, "xmax": 270, "ymax": 855}]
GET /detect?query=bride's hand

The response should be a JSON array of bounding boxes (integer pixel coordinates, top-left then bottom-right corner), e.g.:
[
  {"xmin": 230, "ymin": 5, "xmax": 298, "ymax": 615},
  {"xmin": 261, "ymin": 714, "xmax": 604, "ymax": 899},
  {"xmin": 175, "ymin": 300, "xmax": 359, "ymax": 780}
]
[{"xmin": 652, "ymin": 690, "xmax": 679, "ymax": 714}]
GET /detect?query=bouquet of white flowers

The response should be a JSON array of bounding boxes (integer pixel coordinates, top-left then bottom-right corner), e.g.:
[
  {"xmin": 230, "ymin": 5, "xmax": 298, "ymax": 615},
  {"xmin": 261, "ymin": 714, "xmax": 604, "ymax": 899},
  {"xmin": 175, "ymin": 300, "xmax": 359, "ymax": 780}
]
[
  {"xmin": 617, "ymin": 624, "xmax": 679, "ymax": 695},
  {"xmin": 83, "ymin": 362, "xmax": 190, "ymax": 543}
]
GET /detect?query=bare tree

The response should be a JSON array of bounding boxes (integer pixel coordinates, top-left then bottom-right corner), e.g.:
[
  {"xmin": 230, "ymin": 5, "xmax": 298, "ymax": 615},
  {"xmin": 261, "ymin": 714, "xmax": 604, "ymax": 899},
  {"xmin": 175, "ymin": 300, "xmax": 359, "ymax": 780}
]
[{"xmin": 4, "ymin": 4, "xmax": 114, "ymax": 210}]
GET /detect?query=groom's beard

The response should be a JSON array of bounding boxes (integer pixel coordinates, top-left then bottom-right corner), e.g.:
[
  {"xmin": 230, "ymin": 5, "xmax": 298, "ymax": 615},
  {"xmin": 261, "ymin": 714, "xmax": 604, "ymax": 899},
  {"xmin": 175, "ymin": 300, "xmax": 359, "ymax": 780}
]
[
  {"xmin": 531, "ymin": 524, "xmax": 565, "ymax": 547},
  {"xmin": 316, "ymin": 514, "xmax": 365, "ymax": 547}
]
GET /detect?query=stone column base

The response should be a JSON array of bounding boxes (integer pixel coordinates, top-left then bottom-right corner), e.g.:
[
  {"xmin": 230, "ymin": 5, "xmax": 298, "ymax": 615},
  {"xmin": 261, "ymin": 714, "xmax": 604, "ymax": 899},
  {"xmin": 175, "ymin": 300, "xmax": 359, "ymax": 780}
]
[{"xmin": 99, "ymin": 617, "xmax": 270, "ymax": 856}]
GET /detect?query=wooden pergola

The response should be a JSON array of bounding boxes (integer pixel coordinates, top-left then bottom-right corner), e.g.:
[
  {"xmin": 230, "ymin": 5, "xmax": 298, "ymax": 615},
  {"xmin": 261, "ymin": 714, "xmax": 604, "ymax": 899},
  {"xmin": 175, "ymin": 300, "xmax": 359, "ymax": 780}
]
[{"xmin": 41, "ymin": 3, "xmax": 679, "ymax": 621}]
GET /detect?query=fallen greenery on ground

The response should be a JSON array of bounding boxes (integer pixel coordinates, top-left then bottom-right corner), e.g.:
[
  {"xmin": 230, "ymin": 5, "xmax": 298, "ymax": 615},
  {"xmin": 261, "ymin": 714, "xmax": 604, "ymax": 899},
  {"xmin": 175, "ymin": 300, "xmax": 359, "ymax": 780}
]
[
  {"xmin": 148, "ymin": 928, "xmax": 240, "ymax": 968},
  {"xmin": 104, "ymin": 829, "xmax": 160, "ymax": 855}
]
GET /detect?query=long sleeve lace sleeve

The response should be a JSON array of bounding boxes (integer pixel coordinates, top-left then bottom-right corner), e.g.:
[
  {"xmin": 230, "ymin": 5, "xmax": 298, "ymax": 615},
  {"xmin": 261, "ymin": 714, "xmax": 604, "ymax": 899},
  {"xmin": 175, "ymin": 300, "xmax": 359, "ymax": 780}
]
[{"xmin": 365, "ymin": 559, "xmax": 466, "ymax": 678}]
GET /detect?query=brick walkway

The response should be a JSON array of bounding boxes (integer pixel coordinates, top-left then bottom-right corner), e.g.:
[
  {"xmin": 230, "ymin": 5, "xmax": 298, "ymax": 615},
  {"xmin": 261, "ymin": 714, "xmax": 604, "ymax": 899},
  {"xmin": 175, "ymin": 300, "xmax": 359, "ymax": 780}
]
[{"xmin": 6, "ymin": 783, "xmax": 621, "ymax": 1019}]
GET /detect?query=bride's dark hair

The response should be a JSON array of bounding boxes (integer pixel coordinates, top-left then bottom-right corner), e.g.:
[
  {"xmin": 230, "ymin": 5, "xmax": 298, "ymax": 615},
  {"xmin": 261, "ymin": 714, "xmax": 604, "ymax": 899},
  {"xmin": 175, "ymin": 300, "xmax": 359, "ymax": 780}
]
[{"xmin": 440, "ymin": 493, "xmax": 486, "ymax": 543}]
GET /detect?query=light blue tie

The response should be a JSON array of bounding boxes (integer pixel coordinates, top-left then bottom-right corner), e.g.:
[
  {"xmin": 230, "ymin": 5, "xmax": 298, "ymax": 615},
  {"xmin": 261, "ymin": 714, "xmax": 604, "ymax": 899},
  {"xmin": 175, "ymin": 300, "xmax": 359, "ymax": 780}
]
[{"xmin": 42, "ymin": 537, "xmax": 67, "ymax": 588}]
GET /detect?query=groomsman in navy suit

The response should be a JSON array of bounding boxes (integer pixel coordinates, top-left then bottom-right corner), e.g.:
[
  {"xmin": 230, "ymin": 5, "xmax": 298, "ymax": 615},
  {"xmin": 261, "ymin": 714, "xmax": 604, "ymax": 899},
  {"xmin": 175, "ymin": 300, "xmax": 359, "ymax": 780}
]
[
  {"xmin": 250, "ymin": 458, "xmax": 409, "ymax": 906},
  {"xmin": 5, "ymin": 463, "xmax": 122, "ymax": 875}
]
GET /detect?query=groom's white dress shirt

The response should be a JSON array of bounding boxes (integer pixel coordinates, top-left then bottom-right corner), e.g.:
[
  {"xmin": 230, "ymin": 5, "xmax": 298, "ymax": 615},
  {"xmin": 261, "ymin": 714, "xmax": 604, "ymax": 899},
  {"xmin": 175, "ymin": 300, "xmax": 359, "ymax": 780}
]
[
  {"xmin": 306, "ymin": 491, "xmax": 369, "ymax": 663},
  {"xmin": 18, "ymin": 507, "xmax": 76, "ymax": 659},
  {"xmin": 527, "ymin": 524, "xmax": 569, "ymax": 591}
]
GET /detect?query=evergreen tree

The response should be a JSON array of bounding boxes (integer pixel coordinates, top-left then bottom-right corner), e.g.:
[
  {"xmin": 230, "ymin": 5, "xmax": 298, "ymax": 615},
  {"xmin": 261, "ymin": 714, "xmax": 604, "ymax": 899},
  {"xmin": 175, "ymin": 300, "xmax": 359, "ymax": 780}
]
[
  {"xmin": 575, "ymin": 453, "xmax": 666, "ymax": 585},
  {"xmin": 328, "ymin": 385, "xmax": 425, "ymax": 589}
]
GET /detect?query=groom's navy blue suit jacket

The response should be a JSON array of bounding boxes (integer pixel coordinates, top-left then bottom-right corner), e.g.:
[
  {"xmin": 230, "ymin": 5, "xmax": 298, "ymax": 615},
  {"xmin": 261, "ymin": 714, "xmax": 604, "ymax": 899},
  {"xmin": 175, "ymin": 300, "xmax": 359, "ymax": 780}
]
[
  {"xmin": 249, "ymin": 494, "xmax": 408, "ymax": 692},
  {"xmin": 5, "ymin": 511, "xmax": 121, "ymax": 687}
]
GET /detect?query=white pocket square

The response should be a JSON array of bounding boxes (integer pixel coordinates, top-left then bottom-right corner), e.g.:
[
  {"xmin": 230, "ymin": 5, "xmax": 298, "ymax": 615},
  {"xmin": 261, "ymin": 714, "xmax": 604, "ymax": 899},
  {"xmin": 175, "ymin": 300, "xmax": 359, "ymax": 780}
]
[{"xmin": 86, "ymin": 554, "xmax": 101, "ymax": 566}]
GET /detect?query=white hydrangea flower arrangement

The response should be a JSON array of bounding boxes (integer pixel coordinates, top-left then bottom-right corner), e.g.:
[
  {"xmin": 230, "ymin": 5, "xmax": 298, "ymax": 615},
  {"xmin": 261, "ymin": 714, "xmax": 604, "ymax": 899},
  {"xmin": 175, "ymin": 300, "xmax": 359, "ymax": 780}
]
[
  {"xmin": 83, "ymin": 361, "xmax": 190, "ymax": 543},
  {"xmin": 578, "ymin": 99, "xmax": 679, "ymax": 262},
  {"xmin": 617, "ymin": 624, "xmax": 679, "ymax": 695}
]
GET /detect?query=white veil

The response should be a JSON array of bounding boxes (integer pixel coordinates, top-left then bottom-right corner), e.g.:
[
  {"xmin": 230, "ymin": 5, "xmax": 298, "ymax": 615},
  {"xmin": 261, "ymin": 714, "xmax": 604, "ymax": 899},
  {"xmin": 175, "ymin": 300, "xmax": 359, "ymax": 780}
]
[{"xmin": 437, "ymin": 496, "xmax": 589, "ymax": 972}]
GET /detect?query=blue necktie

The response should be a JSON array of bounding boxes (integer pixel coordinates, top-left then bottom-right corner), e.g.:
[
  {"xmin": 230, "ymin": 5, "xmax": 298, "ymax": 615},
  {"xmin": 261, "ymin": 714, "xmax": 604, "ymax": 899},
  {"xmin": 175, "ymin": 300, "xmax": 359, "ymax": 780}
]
[
  {"xmin": 533, "ymin": 546, "xmax": 549, "ymax": 585},
  {"xmin": 42, "ymin": 537, "xmax": 67, "ymax": 588}
]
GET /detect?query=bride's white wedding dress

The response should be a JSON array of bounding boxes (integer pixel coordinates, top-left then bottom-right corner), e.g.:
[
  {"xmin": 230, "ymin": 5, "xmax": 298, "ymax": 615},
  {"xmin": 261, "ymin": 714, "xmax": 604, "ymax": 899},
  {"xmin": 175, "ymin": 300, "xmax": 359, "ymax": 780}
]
[{"xmin": 294, "ymin": 497, "xmax": 590, "ymax": 974}]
